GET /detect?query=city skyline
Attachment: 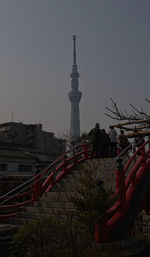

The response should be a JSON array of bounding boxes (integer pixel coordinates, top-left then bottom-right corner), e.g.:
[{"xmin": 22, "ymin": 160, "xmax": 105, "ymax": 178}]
[{"xmin": 0, "ymin": 1, "xmax": 149, "ymax": 136}]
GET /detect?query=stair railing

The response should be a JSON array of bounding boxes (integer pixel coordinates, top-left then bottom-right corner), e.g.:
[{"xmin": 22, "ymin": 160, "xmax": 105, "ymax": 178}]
[
  {"xmin": 0, "ymin": 139, "xmax": 90, "ymax": 220},
  {"xmin": 96, "ymin": 140, "xmax": 134, "ymax": 180},
  {"xmin": 95, "ymin": 139, "xmax": 150, "ymax": 243}
]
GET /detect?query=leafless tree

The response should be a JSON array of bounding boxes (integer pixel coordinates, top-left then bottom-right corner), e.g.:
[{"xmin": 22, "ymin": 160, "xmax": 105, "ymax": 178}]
[
  {"xmin": 58, "ymin": 129, "xmax": 73, "ymax": 150},
  {"xmin": 105, "ymin": 98, "xmax": 150, "ymax": 122},
  {"xmin": 105, "ymin": 98, "xmax": 150, "ymax": 137},
  {"xmin": 58, "ymin": 130, "xmax": 88, "ymax": 150}
]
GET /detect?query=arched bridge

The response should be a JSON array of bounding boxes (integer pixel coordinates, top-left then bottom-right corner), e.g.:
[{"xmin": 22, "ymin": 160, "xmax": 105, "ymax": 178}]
[{"xmin": 0, "ymin": 140, "xmax": 150, "ymax": 243}]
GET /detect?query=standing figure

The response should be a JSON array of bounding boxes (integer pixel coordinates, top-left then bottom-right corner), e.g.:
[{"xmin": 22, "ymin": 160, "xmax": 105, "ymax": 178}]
[
  {"xmin": 109, "ymin": 126, "xmax": 117, "ymax": 157},
  {"xmin": 135, "ymin": 136, "xmax": 145, "ymax": 148},
  {"xmin": 118, "ymin": 130, "xmax": 129, "ymax": 155},
  {"xmin": 101, "ymin": 129, "xmax": 110, "ymax": 157},
  {"xmin": 134, "ymin": 136, "xmax": 145, "ymax": 155},
  {"xmin": 88, "ymin": 123, "xmax": 102, "ymax": 158}
]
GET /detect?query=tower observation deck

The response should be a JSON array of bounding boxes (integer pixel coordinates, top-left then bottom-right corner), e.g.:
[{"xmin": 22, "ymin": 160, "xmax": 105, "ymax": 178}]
[{"xmin": 68, "ymin": 35, "xmax": 82, "ymax": 141}]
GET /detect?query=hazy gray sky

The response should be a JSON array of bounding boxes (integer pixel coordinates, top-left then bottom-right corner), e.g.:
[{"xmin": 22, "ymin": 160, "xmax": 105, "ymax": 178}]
[{"xmin": 0, "ymin": 0, "xmax": 150, "ymax": 136}]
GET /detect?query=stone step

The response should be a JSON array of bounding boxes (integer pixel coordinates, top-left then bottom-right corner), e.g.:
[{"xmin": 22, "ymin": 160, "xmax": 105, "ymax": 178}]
[
  {"xmin": 6, "ymin": 217, "xmax": 30, "ymax": 226},
  {"xmin": 33, "ymin": 199, "xmax": 76, "ymax": 208},
  {"xmin": 0, "ymin": 224, "xmax": 17, "ymax": 237},
  {"xmin": 5, "ymin": 157, "xmax": 120, "ymax": 228},
  {"xmin": 9, "ymin": 217, "xmax": 39, "ymax": 226},
  {"xmin": 66, "ymin": 173, "xmax": 84, "ymax": 181},
  {"xmin": 25, "ymin": 202, "xmax": 75, "ymax": 212},
  {"xmin": 66, "ymin": 172, "xmax": 89, "ymax": 181},
  {"xmin": 7, "ymin": 215, "xmax": 69, "ymax": 226},
  {"xmin": 51, "ymin": 182, "xmax": 79, "ymax": 192},
  {"xmin": 18, "ymin": 210, "xmax": 77, "ymax": 221},
  {"xmin": 43, "ymin": 191, "xmax": 79, "ymax": 202}
]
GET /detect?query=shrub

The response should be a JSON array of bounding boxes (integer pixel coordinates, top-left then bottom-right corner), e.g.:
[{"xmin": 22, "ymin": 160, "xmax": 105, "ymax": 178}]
[
  {"xmin": 9, "ymin": 162, "xmax": 115, "ymax": 257},
  {"xmin": 69, "ymin": 165, "xmax": 113, "ymax": 233},
  {"xmin": 9, "ymin": 217, "xmax": 93, "ymax": 257}
]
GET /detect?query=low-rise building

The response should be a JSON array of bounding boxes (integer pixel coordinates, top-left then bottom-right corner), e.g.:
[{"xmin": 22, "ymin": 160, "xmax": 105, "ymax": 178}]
[{"xmin": 0, "ymin": 122, "xmax": 65, "ymax": 175}]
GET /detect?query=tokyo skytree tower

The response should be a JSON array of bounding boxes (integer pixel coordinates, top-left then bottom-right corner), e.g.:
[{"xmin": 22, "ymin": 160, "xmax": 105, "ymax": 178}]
[{"xmin": 68, "ymin": 35, "xmax": 82, "ymax": 141}]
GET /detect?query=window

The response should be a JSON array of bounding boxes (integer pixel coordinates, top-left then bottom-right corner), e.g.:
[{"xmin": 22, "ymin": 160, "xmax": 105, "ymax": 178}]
[
  {"xmin": 0, "ymin": 126, "xmax": 9, "ymax": 132},
  {"xmin": 0, "ymin": 164, "xmax": 8, "ymax": 171},
  {"xmin": 18, "ymin": 165, "xmax": 32, "ymax": 172}
]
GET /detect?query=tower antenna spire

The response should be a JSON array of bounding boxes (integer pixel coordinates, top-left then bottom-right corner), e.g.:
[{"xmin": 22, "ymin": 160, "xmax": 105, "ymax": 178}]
[
  {"xmin": 73, "ymin": 35, "xmax": 76, "ymax": 65},
  {"xmin": 68, "ymin": 35, "xmax": 82, "ymax": 141}
]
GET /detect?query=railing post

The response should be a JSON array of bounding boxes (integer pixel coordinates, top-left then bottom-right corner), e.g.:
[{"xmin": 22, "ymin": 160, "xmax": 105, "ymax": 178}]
[
  {"xmin": 38, "ymin": 173, "xmax": 42, "ymax": 196},
  {"xmin": 72, "ymin": 148, "xmax": 78, "ymax": 166},
  {"xmin": 32, "ymin": 174, "xmax": 38, "ymax": 201},
  {"xmin": 32, "ymin": 164, "xmax": 42, "ymax": 201},
  {"xmin": 115, "ymin": 158, "xmax": 126, "ymax": 212},
  {"xmin": 95, "ymin": 220, "xmax": 100, "ymax": 243},
  {"xmin": 83, "ymin": 144, "xmax": 88, "ymax": 160},
  {"xmin": 95, "ymin": 215, "xmax": 108, "ymax": 243},
  {"xmin": 62, "ymin": 155, "xmax": 68, "ymax": 175},
  {"xmin": 139, "ymin": 147, "xmax": 145, "ymax": 156}
]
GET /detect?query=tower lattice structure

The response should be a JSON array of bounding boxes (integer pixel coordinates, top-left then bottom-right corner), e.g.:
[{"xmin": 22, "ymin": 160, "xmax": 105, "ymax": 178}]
[{"xmin": 68, "ymin": 35, "xmax": 82, "ymax": 141}]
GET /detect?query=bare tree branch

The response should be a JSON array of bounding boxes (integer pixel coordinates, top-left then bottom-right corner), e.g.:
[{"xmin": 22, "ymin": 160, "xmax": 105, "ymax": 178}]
[
  {"xmin": 146, "ymin": 98, "xmax": 150, "ymax": 103},
  {"xmin": 129, "ymin": 104, "xmax": 149, "ymax": 119},
  {"xmin": 105, "ymin": 98, "xmax": 150, "ymax": 134}
]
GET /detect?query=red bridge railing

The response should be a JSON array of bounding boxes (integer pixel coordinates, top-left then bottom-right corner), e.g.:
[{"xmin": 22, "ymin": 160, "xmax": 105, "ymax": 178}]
[
  {"xmin": 0, "ymin": 143, "xmax": 90, "ymax": 221},
  {"xmin": 1, "ymin": 138, "xmax": 149, "ymax": 243},
  {"xmin": 95, "ymin": 139, "xmax": 150, "ymax": 243}
]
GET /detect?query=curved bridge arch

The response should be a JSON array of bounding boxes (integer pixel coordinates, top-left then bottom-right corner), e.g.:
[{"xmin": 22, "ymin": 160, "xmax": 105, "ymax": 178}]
[{"xmin": 0, "ymin": 140, "xmax": 150, "ymax": 243}]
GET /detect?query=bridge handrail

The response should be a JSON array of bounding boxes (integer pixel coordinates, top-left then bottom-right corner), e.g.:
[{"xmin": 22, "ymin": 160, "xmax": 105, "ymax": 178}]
[
  {"xmin": 1, "ymin": 137, "xmax": 149, "ymax": 214},
  {"xmin": 95, "ymin": 141, "xmax": 134, "ymax": 180},
  {"xmin": 124, "ymin": 139, "xmax": 150, "ymax": 174},
  {"xmin": 0, "ymin": 183, "xmax": 34, "ymax": 206},
  {"xmin": 96, "ymin": 137, "xmax": 150, "ymax": 181},
  {"xmin": 0, "ymin": 139, "xmax": 89, "ymax": 207}
]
